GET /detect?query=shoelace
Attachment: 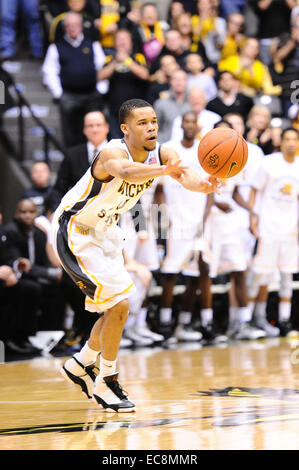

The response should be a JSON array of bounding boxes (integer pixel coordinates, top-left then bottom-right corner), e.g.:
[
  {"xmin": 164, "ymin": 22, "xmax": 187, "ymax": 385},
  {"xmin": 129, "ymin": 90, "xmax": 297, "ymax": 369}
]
[
  {"xmin": 85, "ymin": 364, "xmax": 99, "ymax": 381},
  {"xmin": 108, "ymin": 380, "xmax": 128, "ymax": 400}
]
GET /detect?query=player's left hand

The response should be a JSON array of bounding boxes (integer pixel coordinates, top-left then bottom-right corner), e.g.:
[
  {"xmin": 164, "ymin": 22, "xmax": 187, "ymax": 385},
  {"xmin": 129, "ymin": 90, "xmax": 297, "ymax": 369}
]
[{"xmin": 199, "ymin": 176, "xmax": 222, "ymax": 194}]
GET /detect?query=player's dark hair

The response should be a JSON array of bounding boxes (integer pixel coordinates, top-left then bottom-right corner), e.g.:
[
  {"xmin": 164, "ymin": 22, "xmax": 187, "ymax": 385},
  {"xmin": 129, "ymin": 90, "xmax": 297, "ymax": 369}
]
[
  {"xmin": 119, "ymin": 99, "xmax": 153, "ymax": 124},
  {"xmin": 214, "ymin": 119, "xmax": 233, "ymax": 129},
  {"xmin": 281, "ymin": 127, "xmax": 299, "ymax": 139}
]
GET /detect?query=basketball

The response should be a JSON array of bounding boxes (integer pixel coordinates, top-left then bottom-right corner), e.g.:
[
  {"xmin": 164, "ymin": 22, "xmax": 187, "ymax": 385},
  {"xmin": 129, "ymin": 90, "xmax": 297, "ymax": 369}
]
[{"xmin": 198, "ymin": 128, "xmax": 248, "ymax": 178}]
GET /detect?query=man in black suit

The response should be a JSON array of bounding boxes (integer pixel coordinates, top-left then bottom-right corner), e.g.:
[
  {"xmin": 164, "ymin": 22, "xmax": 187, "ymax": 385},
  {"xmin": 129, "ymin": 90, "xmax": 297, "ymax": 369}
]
[{"xmin": 4, "ymin": 199, "xmax": 64, "ymax": 348}]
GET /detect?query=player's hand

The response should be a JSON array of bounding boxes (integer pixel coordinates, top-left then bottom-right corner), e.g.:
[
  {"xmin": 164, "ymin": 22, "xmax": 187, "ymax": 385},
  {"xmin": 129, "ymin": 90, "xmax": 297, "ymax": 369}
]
[
  {"xmin": 250, "ymin": 212, "xmax": 259, "ymax": 238},
  {"xmin": 137, "ymin": 230, "xmax": 149, "ymax": 246},
  {"xmin": 165, "ymin": 157, "xmax": 188, "ymax": 179},
  {"xmin": 198, "ymin": 176, "xmax": 222, "ymax": 194}
]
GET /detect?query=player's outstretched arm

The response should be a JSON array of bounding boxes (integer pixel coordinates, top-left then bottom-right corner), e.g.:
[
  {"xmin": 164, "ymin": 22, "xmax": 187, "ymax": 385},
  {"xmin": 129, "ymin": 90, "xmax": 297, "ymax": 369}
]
[
  {"xmin": 92, "ymin": 147, "xmax": 187, "ymax": 183},
  {"xmin": 160, "ymin": 146, "xmax": 221, "ymax": 194}
]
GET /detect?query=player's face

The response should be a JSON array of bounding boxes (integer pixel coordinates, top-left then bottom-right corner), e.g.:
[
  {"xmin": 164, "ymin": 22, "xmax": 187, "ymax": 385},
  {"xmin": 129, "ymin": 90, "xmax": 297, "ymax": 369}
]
[
  {"xmin": 182, "ymin": 114, "xmax": 198, "ymax": 140},
  {"xmin": 281, "ymin": 130, "xmax": 299, "ymax": 155},
  {"xmin": 15, "ymin": 200, "xmax": 37, "ymax": 228},
  {"xmin": 122, "ymin": 107, "xmax": 159, "ymax": 151}
]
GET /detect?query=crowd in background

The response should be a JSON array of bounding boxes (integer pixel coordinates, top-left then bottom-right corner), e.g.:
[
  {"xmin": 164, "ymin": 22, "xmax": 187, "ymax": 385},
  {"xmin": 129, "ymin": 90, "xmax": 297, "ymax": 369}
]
[{"xmin": 1, "ymin": 0, "xmax": 299, "ymax": 357}]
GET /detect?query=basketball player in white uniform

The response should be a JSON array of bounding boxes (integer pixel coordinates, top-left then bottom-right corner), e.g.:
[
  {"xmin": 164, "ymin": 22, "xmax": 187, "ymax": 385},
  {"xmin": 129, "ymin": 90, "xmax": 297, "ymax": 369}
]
[
  {"xmin": 52, "ymin": 99, "xmax": 220, "ymax": 412},
  {"xmin": 159, "ymin": 111, "xmax": 210, "ymax": 342},
  {"xmin": 249, "ymin": 128, "xmax": 299, "ymax": 337}
]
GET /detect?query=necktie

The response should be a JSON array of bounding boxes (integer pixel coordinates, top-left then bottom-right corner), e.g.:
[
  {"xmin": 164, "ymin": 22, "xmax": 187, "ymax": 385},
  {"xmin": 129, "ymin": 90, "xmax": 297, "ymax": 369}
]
[{"xmin": 27, "ymin": 230, "xmax": 35, "ymax": 265}]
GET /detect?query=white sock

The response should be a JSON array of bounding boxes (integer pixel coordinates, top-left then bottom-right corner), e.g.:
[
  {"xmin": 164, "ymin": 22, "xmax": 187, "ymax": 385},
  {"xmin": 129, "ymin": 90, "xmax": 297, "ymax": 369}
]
[
  {"xmin": 160, "ymin": 307, "xmax": 172, "ymax": 323},
  {"xmin": 238, "ymin": 306, "xmax": 251, "ymax": 323},
  {"xmin": 125, "ymin": 314, "xmax": 136, "ymax": 330},
  {"xmin": 99, "ymin": 355, "xmax": 117, "ymax": 378},
  {"xmin": 178, "ymin": 311, "xmax": 192, "ymax": 325},
  {"xmin": 228, "ymin": 306, "xmax": 238, "ymax": 325},
  {"xmin": 247, "ymin": 301, "xmax": 255, "ymax": 317},
  {"xmin": 279, "ymin": 301, "xmax": 291, "ymax": 322},
  {"xmin": 201, "ymin": 308, "xmax": 213, "ymax": 327},
  {"xmin": 75, "ymin": 341, "xmax": 99, "ymax": 367},
  {"xmin": 255, "ymin": 302, "xmax": 267, "ymax": 320},
  {"xmin": 136, "ymin": 307, "xmax": 148, "ymax": 327}
]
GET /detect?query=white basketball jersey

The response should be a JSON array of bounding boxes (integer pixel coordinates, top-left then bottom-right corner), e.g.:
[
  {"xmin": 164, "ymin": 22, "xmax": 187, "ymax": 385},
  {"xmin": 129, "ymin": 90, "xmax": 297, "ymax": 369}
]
[{"xmin": 55, "ymin": 139, "xmax": 162, "ymax": 230}]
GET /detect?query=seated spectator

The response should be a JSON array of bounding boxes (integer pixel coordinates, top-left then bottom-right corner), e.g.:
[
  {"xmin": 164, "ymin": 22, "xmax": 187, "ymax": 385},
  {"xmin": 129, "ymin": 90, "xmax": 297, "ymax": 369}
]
[
  {"xmin": 42, "ymin": 12, "xmax": 106, "ymax": 147},
  {"xmin": 206, "ymin": 70, "xmax": 253, "ymax": 121},
  {"xmin": 0, "ymin": 0, "xmax": 43, "ymax": 60},
  {"xmin": 153, "ymin": 68, "xmax": 190, "ymax": 143},
  {"xmin": 98, "ymin": 28, "xmax": 149, "ymax": 138},
  {"xmin": 184, "ymin": 52, "xmax": 217, "ymax": 101},
  {"xmin": 51, "ymin": 110, "xmax": 109, "ymax": 201},
  {"xmin": 170, "ymin": 87, "xmax": 221, "ymax": 141},
  {"xmin": 49, "ymin": 0, "xmax": 99, "ymax": 43},
  {"xmin": 245, "ymin": 104, "xmax": 274, "ymax": 155},
  {"xmin": 220, "ymin": 12, "xmax": 246, "ymax": 60},
  {"xmin": 173, "ymin": 11, "xmax": 211, "ymax": 69},
  {"xmin": 0, "ymin": 208, "xmax": 38, "ymax": 354},
  {"xmin": 135, "ymin": 2, "xmax": 168, "ymax": 64},
  {"xmin": 4, "ymin": 199, "xmax": 64, "ymax": 334},
  {"xmin": 191, "ymin": 0, "xmax": 226, "ymax": 65},
  {"xmin": 146, "ymin": 54, "xmax": 180, "ymax": 104},
  {"xmin": 270, "ymin": 16, "xmax": 299, "ymax": 117},
  {"xmin": 218, "ymin": 37, "xmax": 282, "ymax": 97},
  {"xmin": 22, "ymin": 162, "xmax": 52, "ymax": 215},
  {"xmin": 150, "ymin": 29, "xmax": 190, "ymax": 73}
]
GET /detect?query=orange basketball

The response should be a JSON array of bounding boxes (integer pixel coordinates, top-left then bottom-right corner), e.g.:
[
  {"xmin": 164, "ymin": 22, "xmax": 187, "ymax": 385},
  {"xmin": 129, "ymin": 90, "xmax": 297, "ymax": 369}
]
[{"xmin": 198, "ymin": 128, "xmax": 248, "ymax": 178}]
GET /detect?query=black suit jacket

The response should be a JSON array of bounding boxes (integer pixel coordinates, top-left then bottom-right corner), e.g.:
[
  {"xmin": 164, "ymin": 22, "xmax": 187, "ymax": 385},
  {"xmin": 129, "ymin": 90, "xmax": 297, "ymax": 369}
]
[
  {"xmin": 51, "ymin": 142, "xmax": 147, "ymax": 231},
  {"xmin": 4, "ymin": 220, "xmax": 54, "ymax": 282}
]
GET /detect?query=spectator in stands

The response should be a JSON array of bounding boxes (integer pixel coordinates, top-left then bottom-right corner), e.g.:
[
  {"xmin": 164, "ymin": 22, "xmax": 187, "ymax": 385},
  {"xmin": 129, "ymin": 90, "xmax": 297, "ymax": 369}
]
[
  {"xmin": 220, "ymin": 12, "xmax": 246, "ymax": 60},
  {"xmin": 173, "ymin": 11, "xmax": 211, "ymax": 69},
  {"xmin": 167, "ymin": 1, "xmax": 186, "ymax": 28},
  {"xmin": 95, "ymin": 0, "xmax": 132, "ymax": 54},
  {"xmin": 191, "ymin": 0, "xmax": 226, "ymax": 65},
  {"xmin": 0, "ymin": 209, "xmax": 38, "ymax": 354},
  {"xmin": 146, "ymin": 54, "xmax": 180, "ymax": 104},
  {"xmin": 251, "ymin": 0, "xmax": 295, "ymax": 65},
  {"xmin": 98, "ymin": 28, "xmax": 149, "ymax": 138},
  {"xmin": 0, "ymin": 0, "xmax": 43, "ymax": 60},
  {"xmin": 52, "ymin": 110, "xmax": 109, "ymax": 201},
  {"xmin": 150, "ymin": 29, "xmax": 190, "ymax": 73},
  {"xmin": 245, "ymin": 105, "xmax": 274, "ymax": 155},
  {"xmin": 42, "ymin": 12, "xmax": 106, "ymax": 147},
  {"xmin": 218, "ymin": 37, "xmax": 282, "ymax": 97},
  {"xmin": 133, "ymin": 2, "xmax": 168, "ymax": 64},
  {"xmin": 49, "ymin": 0, "xmax": 99, "ymax": 43},
  {"xmin": 170, "ymin": 87, "xmax": 221, "ymax": 141},
  {"xmin": 4, "ymin": 199, "xmax": 64, "ymax": 334},
  {"xmin": 206, "ymin": 70, "xmax": 254, "ymax": 121},
  {"xmin": 22, "ymin": 162, "xmax": 52, "ymax": 216},
  {"xmin": 184, "ymin": 52, "xmax": 217, "ymax": 101},
  {"xmin": 270, "ymin": 16, "xmax": 299, "ymax": 118},
  {"xmin": 153, "ymin": 68, "xmax": 190, "ymax": 143}
]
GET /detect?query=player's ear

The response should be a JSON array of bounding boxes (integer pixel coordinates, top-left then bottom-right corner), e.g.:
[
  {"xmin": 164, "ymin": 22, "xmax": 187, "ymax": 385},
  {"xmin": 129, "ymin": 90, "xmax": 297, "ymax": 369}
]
[{"xmin": 120, "ymin": 123, "xmax": 129, "ymax": 136}]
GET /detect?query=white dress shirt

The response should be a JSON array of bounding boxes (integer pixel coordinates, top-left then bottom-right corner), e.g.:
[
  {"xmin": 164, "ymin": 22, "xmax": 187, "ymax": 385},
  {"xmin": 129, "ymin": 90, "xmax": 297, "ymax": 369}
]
[{"xmin": 87, "ymin": 140, "xmax": 108, "ymax": 164}]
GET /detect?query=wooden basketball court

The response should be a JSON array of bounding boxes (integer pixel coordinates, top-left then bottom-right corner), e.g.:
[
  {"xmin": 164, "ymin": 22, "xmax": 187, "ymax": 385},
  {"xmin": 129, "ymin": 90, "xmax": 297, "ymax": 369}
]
[{"xmin": 1, "ymin": 338, "xmax": 299, "ymax": 451}]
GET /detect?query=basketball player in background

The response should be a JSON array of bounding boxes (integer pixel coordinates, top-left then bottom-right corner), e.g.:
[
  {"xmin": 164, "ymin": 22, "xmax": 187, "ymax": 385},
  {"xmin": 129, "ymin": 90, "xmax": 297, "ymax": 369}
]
[
  {"xmin": 222, "ymin": 113, "xmax": 277, "ymax": 337},
  {"xmin": 249, "ymin": 128, "xmax": 299, "ymax": 337},
  {"xmin": 52, "ymin": 99, "xmax": 220, "ymax": 412}
]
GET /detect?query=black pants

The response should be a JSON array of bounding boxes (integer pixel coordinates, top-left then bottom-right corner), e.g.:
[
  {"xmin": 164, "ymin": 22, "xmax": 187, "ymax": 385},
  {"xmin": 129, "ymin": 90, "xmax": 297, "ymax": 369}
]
[{"xmin": 59, "ymin": 89, "xmax": 103, "ymax": 147}]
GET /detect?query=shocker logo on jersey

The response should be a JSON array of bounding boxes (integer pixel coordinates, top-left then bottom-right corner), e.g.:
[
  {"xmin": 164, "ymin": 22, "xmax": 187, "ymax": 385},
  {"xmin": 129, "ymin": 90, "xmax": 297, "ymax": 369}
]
[
  {"xmin": 280, "ymin": 184, "xmax": 292, "ymax": 195},
  {"xmin": 77, "ymin": 280, "xmax": 87, "ymax": 290},
  {"xmin": 208, "ymin": 154, "xmax": 219, "ymax": 169}
]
